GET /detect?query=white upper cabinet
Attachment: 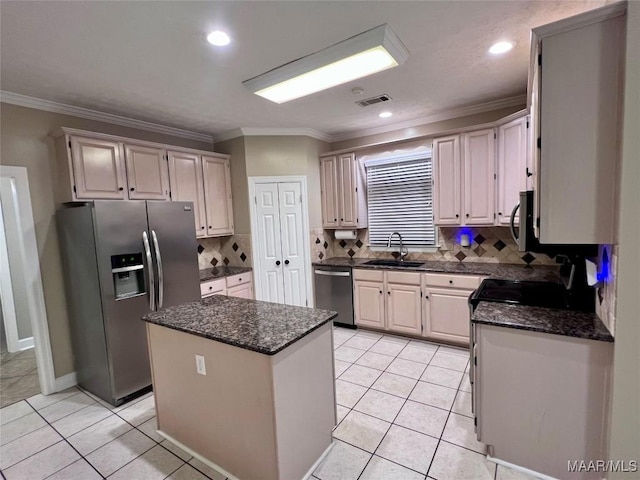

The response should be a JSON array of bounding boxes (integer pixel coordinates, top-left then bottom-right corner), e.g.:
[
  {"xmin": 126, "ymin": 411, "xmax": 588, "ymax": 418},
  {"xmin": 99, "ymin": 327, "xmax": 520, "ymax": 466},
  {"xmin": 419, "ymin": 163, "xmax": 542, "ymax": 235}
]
[
  {"xmin": 497, "ymin": 116, "xmax": 528, "ymax": 225},
  {"xmin": 167, "ymin": 150, "xmax": 207, "ymax": 237},
  {"xmin": 434, "ymin": 130, "xmax": 495, "ymax": 226},
  {"xmin": 463, "ymin": 129, "xmax": 495, "ymax": 225},
  {"xmin": 531, "ymin": 3, "xmax": 626, "ymax": 244},
  {"xmin": 202, "ymin": 155, "xmax": 234, "ymax": 237},
  {"xmin": 320, "ymin": 153, "xmax": 367, "ymax": 229},
  {"xmin": 68, "ymin": 136, "xmax": 127, "ymax": 200},
  {"xmin": 54, "ymin": 128, "xmax": 235, "ymax": 239},
  {"xmin": 320, "ymin": 156, "xmax": 339, "ymax": 228},
  {"xmin": 433, "ymin": 135, "xmax": 462, "ymax": 225},
  {"xmin": 124, "ymin": 143, "xmax": 170, "ymax": 201}
]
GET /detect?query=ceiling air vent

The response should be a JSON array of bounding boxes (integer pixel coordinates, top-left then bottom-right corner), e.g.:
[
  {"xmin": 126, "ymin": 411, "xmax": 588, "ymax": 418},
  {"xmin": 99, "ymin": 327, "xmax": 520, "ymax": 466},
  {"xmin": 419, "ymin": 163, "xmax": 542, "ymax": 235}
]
[{"xmin": 356, "ymin": 94, "xmax": 392, "ymax": 107}]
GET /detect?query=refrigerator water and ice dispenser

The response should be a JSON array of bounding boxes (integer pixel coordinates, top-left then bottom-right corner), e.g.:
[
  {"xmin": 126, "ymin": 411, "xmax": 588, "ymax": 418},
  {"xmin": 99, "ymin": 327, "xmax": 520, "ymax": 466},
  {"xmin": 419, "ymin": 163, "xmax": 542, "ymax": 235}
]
[{"xmin": 111, "ymin": 253, "xmax": 146, "ymax": 299}]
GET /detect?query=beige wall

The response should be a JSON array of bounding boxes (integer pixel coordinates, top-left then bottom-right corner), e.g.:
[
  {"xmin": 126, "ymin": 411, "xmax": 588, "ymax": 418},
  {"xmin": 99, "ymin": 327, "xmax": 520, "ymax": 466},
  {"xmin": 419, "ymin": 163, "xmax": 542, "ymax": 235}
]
[
  {"xmin": 608, "ymin": 2, "xmax": 640, "ymax": 476},
  {"xmin": 243, "ymin": 136, "xmax": 330, "ymax": 229},
  {"xmin": 215, "ymin": 136, "xmax": 250, "ymax": 234},
  {"xmin": 330, "ymin": 105, "xmax": 524, "ymax": 151},
  {"xmin": 0, "ymin": 103, "xmax": 213, "ymax": 377}
]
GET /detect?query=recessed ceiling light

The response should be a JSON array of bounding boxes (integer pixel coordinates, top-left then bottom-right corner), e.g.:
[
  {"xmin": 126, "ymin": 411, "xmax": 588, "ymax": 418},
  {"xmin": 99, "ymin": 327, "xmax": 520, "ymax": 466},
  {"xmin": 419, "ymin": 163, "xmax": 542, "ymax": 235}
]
[
  {"xmin": 489, "ymin": 41, "xmax": 514, "ymax": 55},
  {"xmin": 207, "ymin": 31, "xmax": 231, "ymax": 47},
  {"xmin": 379, "ymin": 111, "xmax": 393, "ymax": 118}
]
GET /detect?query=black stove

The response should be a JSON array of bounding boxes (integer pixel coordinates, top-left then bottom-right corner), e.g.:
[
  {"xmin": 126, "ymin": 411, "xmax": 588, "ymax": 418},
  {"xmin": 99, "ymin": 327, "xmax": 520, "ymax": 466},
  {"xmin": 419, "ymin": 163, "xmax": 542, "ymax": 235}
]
[{"xmin": 469, "ymin": 279, "xmax": 570, "ymax": 310}]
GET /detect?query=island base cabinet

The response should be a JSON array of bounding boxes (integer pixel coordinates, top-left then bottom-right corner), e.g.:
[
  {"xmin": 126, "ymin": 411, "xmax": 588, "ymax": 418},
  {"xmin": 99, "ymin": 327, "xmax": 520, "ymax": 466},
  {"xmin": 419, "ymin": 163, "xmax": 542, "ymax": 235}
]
[
  {"xmin": 474, "ymin": 324, "xmax": 613, "ymax": 479},
  {"xmin": 147, "ymin": 322, "xmax": 335, "ymax": 480}
]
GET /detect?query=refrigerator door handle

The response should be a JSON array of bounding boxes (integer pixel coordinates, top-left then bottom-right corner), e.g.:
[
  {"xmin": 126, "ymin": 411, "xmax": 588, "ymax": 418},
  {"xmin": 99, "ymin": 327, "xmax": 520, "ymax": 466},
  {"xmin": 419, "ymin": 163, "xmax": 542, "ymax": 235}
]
[
  {"xmin": 151, "ymin": 230, "xmax": 164, "ymax": 309},
  {"xmin": 142, "ymin": 231, "xmax": 156, "ymax": 311}
]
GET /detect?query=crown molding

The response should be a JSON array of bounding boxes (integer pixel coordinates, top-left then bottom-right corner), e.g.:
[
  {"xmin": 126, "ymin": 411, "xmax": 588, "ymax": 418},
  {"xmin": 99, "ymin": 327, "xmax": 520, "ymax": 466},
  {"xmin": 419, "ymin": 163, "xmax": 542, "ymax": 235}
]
[
  {"xmin": 0, "ymin": 91, "xmax": 214, "ymax": 143},
  {"xmin": 214, "ymin": 127, "xmax": 332, "ymax": 143},
  {"xmin": 329, "ymin": 94, "xmax": 527, "ymax": 143}
]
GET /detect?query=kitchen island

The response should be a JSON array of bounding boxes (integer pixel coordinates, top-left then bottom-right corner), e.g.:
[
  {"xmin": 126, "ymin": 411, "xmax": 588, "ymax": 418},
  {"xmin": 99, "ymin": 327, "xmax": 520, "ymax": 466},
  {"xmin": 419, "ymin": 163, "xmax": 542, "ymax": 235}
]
[{"xmin": 141, "ymin": 295, "xmax": 338, "ymax": 480}]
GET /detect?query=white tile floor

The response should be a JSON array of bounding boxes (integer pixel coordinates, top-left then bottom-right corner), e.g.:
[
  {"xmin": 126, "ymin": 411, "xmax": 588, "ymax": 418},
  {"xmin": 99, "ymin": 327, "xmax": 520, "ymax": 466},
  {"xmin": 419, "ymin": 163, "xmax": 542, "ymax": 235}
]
[
  {"xmin": 0, "ymin": 326, "xmax": 536, "ymax": 480},
  {"xmin": 315, "ymin": 326, "xmax": 537, "ymax": 480}
]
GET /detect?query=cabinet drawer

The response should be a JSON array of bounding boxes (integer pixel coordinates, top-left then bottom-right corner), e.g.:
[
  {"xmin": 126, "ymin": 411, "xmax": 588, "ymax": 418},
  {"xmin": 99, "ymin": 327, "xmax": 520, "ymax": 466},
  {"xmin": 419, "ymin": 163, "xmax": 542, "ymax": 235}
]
[
  {"xmin": 386, "ymin": 271, "xmax": 421, "ymax": 286},
  {"xmin": 201, "ymin": 279, "xmax": 226, "ymax": 297},
  {"xmin": 226, "ymin": 273, "xmax": 251, "ymax": 289},
  {"xmin": 353, "ymin": 269, "xmax": 384, "ymax": 282},
  {"xmin": 424, "ymin": 273, "xmax": 483, "ymax": 290}
]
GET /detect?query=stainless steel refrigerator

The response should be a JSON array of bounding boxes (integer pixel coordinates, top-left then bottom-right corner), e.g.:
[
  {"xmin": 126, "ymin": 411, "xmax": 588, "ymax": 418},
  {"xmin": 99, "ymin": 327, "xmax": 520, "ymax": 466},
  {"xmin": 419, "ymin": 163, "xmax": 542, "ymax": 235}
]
[{"xmin": 57, "ymin": 200, "xmax": 200, "ymax": 406}]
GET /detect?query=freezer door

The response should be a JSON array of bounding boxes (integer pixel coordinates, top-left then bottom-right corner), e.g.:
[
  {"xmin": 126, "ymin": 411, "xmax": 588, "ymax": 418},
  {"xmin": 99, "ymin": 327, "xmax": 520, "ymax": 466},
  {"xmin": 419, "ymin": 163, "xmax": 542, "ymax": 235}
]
[
  {"xmin": 146, "ymin": 201, "xmax": 200, "ymax": 309},
  {"xmin": 92, "ymin": 201, "xmax": 153, "ymax": 402}
]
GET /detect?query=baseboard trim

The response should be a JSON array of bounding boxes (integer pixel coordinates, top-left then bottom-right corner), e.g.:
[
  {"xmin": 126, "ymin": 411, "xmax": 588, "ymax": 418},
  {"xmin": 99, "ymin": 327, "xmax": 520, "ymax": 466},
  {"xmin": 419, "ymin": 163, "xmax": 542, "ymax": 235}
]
[
  {"xmin": 302, "ymin": 441, "xmax": 335, "ymax": 480},
  {"xmin": 16, "ymin": 337, "xmax": 34, "ymax": 350},
  {"xmin": 54, "ymin": 371, "xmax": 78, "ymax": 392},
  {"xmin": 157, "ymin": 430, "xmax": 240, "ymax": 480},
  {"xmin": 487, "ymin": 454, "xmax": 557, "ymax": 480}
]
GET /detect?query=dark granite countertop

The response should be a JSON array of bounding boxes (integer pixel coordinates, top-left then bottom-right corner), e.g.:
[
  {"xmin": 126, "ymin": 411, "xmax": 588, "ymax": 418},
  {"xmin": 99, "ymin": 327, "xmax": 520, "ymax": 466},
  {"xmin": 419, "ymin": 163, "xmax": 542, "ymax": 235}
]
[
  {"xmin": 199, "ymin": 266, "xmax": 252, "ymax": 282},
  {"xmin": 141, "ymin": 295, "xmax": 337, "ymax": 355},
  {"xmin": 313, "ymin": 257, "xmax": 561, "ymax": 283},
  {"xmin": 472, "ymin": 302, "xmax": 613, "ymax": 342}
]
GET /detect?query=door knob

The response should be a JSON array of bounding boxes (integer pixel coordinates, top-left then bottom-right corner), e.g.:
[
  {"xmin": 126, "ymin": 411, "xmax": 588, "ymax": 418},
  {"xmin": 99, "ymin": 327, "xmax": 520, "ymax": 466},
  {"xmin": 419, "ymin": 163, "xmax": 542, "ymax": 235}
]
[
  {"xmin": 284, "ymin": 260, "xmax": 290, "ymax": 265},
  {"xmin": 276, "ymin": 261, "xmax": 281, "ymax": 266}
]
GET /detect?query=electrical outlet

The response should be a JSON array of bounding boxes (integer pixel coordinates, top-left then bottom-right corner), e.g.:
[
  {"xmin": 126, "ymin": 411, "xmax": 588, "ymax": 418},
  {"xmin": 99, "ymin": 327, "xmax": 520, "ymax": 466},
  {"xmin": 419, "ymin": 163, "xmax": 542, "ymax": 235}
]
[{"xmin": 195, "ymin": 354, "xmax": 206, "ymax": 375}]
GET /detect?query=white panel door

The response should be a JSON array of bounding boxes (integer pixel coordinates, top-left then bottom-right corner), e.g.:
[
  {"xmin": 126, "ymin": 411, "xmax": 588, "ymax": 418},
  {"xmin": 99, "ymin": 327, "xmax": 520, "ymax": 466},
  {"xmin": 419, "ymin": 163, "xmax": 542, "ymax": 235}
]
[
  {"xmin": 463, "ymin": 129, "xmax": 496, "ymax": 225},
  {"xmin": 254, "ymin": 183, "xmax": 285, "ymax": 304},
  {"xmin": 277, "ymin": 182, "xmax": 308, "ymax": 307}
]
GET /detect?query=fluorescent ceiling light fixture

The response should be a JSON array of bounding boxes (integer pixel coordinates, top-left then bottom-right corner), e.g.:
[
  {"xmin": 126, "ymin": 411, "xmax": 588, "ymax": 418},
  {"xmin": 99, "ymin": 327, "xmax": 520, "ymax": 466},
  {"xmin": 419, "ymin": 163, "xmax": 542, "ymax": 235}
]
[
  {"xmin": 243, "ymin": 24, "xmax": 409, "ymax": 104},
  {"xmin": 378, "ymin": 111, "xmax": 393, "ymax": 118},
  {"xmin": 489, "ymin": 41, "xmax": 514, "ymax": 55},
  {"xmin": 207, "ymin": 31, "xmax": 230, "ymax": 46}
]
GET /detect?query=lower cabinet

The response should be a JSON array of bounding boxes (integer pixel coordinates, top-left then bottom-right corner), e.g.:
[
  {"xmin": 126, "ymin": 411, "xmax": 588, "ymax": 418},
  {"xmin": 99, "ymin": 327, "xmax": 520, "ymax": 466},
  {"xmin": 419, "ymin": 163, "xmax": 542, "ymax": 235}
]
[
  {"xmin": 201, "ymin": 273, "xmax": 253, "ymax": 300},
  {"xmin": 353, "ymin": 268, "xmax": 483, "ymax": 345}
]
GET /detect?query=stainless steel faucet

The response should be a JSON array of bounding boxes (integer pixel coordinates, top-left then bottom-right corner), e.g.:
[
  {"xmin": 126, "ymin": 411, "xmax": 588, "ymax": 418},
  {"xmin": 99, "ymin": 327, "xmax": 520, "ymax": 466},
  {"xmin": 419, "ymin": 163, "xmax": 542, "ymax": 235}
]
[{"xmin": 387, "ymin": 232, "xmax": 408, "ymax": 261}]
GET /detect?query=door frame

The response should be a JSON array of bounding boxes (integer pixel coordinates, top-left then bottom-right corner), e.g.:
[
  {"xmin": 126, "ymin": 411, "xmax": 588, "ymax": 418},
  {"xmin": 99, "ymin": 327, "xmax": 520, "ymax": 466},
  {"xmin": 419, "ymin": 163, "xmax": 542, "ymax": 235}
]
[
  {"xmin": 248, "ymin": 176, "xmax": 314, "ymax": 307},
  {"xmin": 0, "ymin": 166, "xmax": 56, "ymax": 395}
]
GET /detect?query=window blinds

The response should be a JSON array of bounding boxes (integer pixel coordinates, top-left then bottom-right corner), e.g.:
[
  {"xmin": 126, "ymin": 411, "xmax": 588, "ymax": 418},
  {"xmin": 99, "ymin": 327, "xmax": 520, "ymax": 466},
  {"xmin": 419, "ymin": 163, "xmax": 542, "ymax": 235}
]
[{"xmin": 365, "ymin": 155, "xmax": 435, "ymax": 248}]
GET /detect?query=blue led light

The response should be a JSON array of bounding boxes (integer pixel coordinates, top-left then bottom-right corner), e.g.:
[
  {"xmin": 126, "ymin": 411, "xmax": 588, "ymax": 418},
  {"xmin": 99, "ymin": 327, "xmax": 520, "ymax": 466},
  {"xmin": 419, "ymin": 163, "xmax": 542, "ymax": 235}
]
[
  {"xmin": 597, "ymin": 248, "xmax": 610, "ymax": 283},
  {"xmin": 456, "ymin": 227, "xmax": 474, "ymax": 245}
]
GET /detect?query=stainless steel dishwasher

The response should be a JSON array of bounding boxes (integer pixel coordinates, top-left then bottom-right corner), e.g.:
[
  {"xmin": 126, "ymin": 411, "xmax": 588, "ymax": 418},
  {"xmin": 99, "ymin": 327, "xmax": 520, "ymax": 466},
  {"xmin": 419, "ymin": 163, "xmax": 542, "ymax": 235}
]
[{"xmin": 313, "ymin": 266, "xmax": 355, "ymax": 328}]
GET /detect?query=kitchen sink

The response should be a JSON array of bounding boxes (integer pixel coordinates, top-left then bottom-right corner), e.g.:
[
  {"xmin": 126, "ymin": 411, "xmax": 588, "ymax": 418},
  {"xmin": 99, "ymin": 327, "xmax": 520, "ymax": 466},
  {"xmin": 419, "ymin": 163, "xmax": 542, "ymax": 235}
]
[{"xmin": 364, "ymin": 259, "xmax": 424, "ymax": 268}]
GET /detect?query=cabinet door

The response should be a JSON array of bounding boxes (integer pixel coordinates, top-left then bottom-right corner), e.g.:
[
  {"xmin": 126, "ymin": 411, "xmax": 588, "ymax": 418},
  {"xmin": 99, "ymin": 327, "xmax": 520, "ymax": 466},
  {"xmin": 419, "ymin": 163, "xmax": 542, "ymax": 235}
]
[
  {"xmin": 202, "ymin": 155, "xmax": 234, "ymax": 237},
  {"xmin": 387, "ymin": 283, "xmax": 422, "ymax": 335},
  {"xmin": 124, "ymin": 144, "xmax": 170, "ymax": 200},
  {"xmin": 433, "ymin": 135, "xmax": 461, "ymax": 225},
  {"xmin": 167, "ymin": 151, "xmax": 207, "ymax": 237},
  {"xmin": 463, "ymin": 129, "xmax": 495, "ymax": 225},
  {"xmin": 354, "ymin": 280, "xmax": 385, "ymax": 329},
  {"xmin": 338, "ymin": 153, "xmax": 358, "ymax": 226},
  {"xmin": 227, "ymin": 282, "xmax": 253, "ymax": 299},
  {"xmin": 320, "ymin": 156, "xmax": 339, "ymax": 228},
  {"xmin": 424, "ymin": 287, "xmax": 472, "ymax": 345},
  {"xmin": 69, "ymin": 136, "xmax": 127, "ymax": 199},
  {"xmin": 497, "ymin": 118, "xmax": 527, "ymax": 225}
]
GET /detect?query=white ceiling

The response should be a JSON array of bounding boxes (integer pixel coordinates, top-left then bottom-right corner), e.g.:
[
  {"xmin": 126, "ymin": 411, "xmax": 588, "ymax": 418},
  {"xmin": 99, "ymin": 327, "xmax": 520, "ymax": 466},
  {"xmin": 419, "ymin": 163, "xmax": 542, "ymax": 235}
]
[{"xmin": 0, "ymin": 1, "xmax": 610, "ymax": 141}]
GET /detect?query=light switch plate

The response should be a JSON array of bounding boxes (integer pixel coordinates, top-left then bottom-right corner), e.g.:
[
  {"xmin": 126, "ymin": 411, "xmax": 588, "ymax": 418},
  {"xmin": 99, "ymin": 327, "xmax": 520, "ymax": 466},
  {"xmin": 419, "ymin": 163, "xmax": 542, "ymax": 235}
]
[{"xmin": 195, "ymin": 354, "xmax": 206, "ymax": 375}]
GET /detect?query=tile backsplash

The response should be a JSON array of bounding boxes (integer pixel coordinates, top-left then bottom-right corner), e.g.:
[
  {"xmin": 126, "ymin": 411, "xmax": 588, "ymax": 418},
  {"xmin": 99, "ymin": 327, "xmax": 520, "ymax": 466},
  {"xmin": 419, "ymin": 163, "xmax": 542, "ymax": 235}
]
[
  {"xmin": 197, "ymin": 234, "xmax": 252, "ymax": 269},
  {"xmin": 316, "ymin": 226, "xmax": 557, "ymax": 266}
]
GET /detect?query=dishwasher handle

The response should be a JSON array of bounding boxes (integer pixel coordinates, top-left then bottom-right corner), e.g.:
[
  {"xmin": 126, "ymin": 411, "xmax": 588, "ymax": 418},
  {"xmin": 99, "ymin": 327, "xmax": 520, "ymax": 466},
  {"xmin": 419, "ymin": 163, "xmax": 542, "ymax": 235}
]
[{"xmin": 314, "ymin": 270, "xmax": 351, "ymax": 277}]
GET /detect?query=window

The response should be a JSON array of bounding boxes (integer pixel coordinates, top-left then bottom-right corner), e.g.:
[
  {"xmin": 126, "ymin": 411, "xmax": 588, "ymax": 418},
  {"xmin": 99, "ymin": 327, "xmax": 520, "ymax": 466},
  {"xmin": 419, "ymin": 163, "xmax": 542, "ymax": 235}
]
[{"xmin": 365, "ymin": 150, "xmax": 436, "ymax": 249}]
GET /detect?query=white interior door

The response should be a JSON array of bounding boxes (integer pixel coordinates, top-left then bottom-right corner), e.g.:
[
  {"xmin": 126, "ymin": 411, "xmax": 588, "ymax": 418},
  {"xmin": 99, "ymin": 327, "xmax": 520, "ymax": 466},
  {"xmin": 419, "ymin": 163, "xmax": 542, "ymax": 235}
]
[
  {"xmin": 277, "ymin": 182, "xmax": 307, "ymax": 307},
  {"xmin": 254, "ymin": 183, "xmax": 285, "ymax": 304}
]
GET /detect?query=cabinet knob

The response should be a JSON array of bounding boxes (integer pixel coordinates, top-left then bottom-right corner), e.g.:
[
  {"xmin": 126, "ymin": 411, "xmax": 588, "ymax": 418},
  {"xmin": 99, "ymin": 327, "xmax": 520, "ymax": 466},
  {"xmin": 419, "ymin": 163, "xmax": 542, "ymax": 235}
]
[
  {"xmin": 130, "ymin": 187, "xmax": 135, "ymax": 192},
  {"xmin": 379, "ymin": 290, "xmax": 382, "ymax": 294},
  {"xmin": 455, "ymin": 214, "xmax": 459, "ymax": 218},
  {"xmin": 334, "ymin": 218, "xmax": 337, "ymax": 222},
  {"xmin": 465, "ymin": 214, "xmax": 469, "ymax": 218},
  {"xmin": 118, "ymin": 187, "xmax": 124, "ymax": 191},
  {"xmin": 209, "ymin": 226, "xmax": 212, "ymax": 229},
  {"xmin": 209, "ymin": 286, "xmax": 213, "ymax": 290},
  {"xmin": 201, "ymin": 226, "xmax": 205, "ymax": 230},
  {"xmin": 276, "ymin": 260, "xmax": 281, "ymax": 266},
  {"xmin": 239, "ymin": 278, "xmax": 242, "ymax": 281},
  {"xmin": 284, "ymin": 260, "xmax": 290, "ymax": 265},
  {"xmin": 498, "ymin": 212, "xmax": 503, "ymax": 216},
  {"xmin": 340, "ymin": 218, "xmax": 344, "ymax": 221},
  {"xmin": 449, "ymin": 280, "xmax": 453, "ymax": 284},
  {"xmin": 388, "ymin": 291, "xmax": 391, "ymax": 295}
]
